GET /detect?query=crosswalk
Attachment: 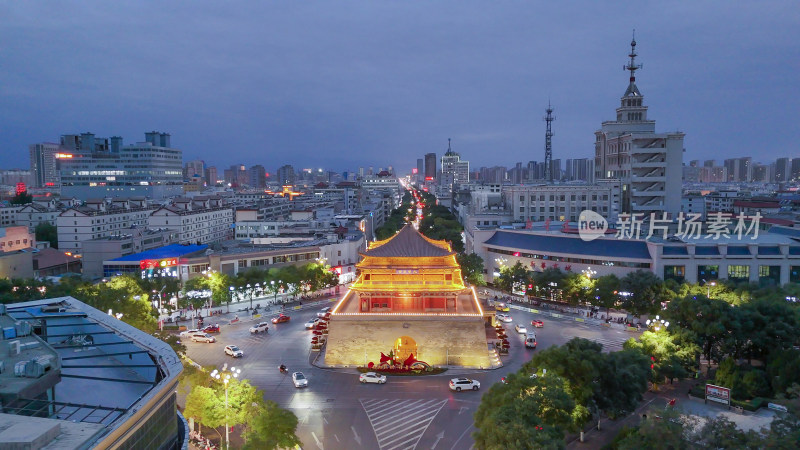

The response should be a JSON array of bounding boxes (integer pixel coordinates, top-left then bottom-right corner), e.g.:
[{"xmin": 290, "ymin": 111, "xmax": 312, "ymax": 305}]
[
  {"xmin": 359, "ymin": 398, "xmax": 446, "ymax": 450},
  {"xmin": 563, "ymin": 328, "xmax": 633, "ymax": 351}
]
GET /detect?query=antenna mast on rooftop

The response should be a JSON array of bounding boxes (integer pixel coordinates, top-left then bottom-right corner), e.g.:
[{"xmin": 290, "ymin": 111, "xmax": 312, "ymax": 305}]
[{"xmin": 544, "ymin": 102, "xmax": 555, "ymax": 182}]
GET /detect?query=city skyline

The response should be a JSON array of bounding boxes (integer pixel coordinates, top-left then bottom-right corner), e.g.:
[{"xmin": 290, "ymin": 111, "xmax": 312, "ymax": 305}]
[{"xmin": 2, "ymin": 2, "xmax": 798, "ymax": 172}]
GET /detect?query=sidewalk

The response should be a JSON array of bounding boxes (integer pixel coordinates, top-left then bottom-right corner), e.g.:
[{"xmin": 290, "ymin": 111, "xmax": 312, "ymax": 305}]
[
  {"xmin": 481, "ymin": 286, "xmax": 642, "ymax": 332},
  {"xmin": 162, "ymin": 289, "xmax": 342, "ymax": 330}
]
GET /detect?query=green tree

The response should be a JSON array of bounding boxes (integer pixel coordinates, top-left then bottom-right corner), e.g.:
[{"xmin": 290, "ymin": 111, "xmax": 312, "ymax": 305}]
[
  {"xmin": 616, "ymin": 407, "xmax": 693, "ymax": 450},
  {"xmin": 767, "ymin": 349, "xmax": 800, "ymax": 396},
  {"xmin": 34, "ymin": 222, "xmax": 58, "ymax": 248},
  {"xmin": 594, "ymin": 349, "xmax": 651, "ymax": 418},
  {"xmin": 184, "ymin": 385, "xmax": 225, "ymax": 435},
  {"xmin": 496, "ymin": 261, "xmax": 530, "ymax": 293},
  {"xmin": 593, "ymin": 274, "xmax": 620, "ymax": 316},
  {"xmin": 9, "ymin": 190, "xmax": 32, "ymax": 205},
  {"xmin": 457, "ymin": 252, "xmax": 485, "ymax": 286},
  {"xmin": 242, "ymin": 400, "xmax": 302, "ymax": 450},
  {"xmin": 474, "ymin": 374, "xmax": 577, "ymax": 449},
  {"xmin": 624, "ymin": 331, "xmax": 698, "ymax": 386},
  {"xmin": 691, "ymin": 416, "xmax": 764, "ymax": 450},
  {"xmin": 619, "ymin": 270, "xmax": 671, "ymax": 316}
]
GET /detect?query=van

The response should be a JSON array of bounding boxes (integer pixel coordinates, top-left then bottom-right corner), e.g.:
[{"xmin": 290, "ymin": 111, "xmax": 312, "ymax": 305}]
[{"xmin": 525, "ymin": 332, "xmax": 537, "ymax": 349}]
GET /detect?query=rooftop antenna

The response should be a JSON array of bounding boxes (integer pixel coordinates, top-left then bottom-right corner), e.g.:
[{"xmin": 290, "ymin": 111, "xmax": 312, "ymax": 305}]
[
  {"xmin": 624, "ymin": 29, "xmax": 642, "ymax": 83},
  {"xmin": 544, "ymin": 101, "xmax": 555, "ymax": 182}
]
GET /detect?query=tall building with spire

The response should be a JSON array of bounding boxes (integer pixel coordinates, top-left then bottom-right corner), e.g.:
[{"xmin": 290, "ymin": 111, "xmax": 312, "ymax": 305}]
[
  {"xmin": 594, "ymin": 34, "xmax": 684, "ymax": 217},
  {"xmin": 440, "ymin": 139, "xmax": 470, "ymax": 185}
]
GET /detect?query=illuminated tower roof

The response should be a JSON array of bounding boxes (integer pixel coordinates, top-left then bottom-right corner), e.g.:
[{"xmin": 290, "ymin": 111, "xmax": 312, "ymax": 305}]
[{"xmin": 362, "ymin": 225, "xmax": 454, "ymax": 258}]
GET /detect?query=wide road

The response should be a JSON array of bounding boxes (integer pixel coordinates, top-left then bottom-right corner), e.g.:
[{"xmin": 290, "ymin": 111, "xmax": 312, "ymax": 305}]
[{"xmin": 185, "ymin": 301, "xmax": 638, "ymax": 450}]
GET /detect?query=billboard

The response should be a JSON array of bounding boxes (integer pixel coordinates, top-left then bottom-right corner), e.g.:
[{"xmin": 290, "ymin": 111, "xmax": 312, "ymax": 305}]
[{"xmin": 705, "ymin": 384, "xmax": 731, "ymax": 405}]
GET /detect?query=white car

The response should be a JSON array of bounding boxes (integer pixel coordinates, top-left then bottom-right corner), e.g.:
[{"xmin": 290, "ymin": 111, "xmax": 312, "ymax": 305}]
[
  {"xmin": 359, "ymin": 372, "xmax": 387, "ymax": 384},
  {"xmin": 304, "ymin": 318, "xmax": 321, "ymax": 329},
  {"xmin": 449, "ymin": 378, "xmax": 481, "ymax": 392},
  {"xmin": 224, "ymin": 345, "xmax": 243, "ymax": 358},
  {"xmin": 249, "ymin": 322, "xmax": 269, "ymax": 334},
  {"xmin": 292, "ymin": 371, "xmax": 308, "ymax": 388},
  {"xmin": 179, "ymin": 329, "xmax": 201, "ymax": 338},
  {"xmin": 317, "ymin": 307, "xmax": 331, "ymax": 318},
  {"xmin": 515, "ymin": 324, "xmax": 528, "ymax": 334},
  {"xmin": 496, "ymin": 313, "xmax": 512, "ymax": 323},
  {"xmin": 191, "ymin": 333, "xmax": 216, "ymax": 343}
]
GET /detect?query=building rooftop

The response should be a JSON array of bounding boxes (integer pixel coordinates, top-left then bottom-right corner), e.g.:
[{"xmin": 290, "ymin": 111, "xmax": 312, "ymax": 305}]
[
  {"xmin": 333, "ymin": 288, "xmax": 482, "ymax": 316},
  {"xmin": 363, "ymin": 225, "xmax": 454, "ymax": 258},
  {"xmin": 484, "ymin": 230, "xmax": 652, "ymax": 260},
  {"xmin": 107, "ymin": 243, "xmax": 208, "ymax": 262}
]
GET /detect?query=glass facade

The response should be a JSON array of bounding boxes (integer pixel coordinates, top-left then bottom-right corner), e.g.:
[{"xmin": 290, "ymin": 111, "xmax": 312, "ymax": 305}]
[
  {"xmin": 117, "ymin": 392, "xmax": 178, "ymax": 450},
  {"xmin": 663, "ymin": 265, "xmax": 685, "ymax": 282},
  {"xmin": 487, "ymin": 247, "xmax": 650, "ymax": 269},
  {"xmin": 758, "ymin": 265, "xmax": 781, "ymax": 285},
  {"xmin": 728, "ymin": 265, "xmax": 750, "ymax": 282},
  {"xmin": 697, "ymin": 265, "xmax": 719, "ymax": 281}
]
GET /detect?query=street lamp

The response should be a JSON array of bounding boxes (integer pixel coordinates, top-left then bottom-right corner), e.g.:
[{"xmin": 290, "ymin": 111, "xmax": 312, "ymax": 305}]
[
  {"xmin": 228, "ymin": 286, "xmax": 234, "ymax": 313},
  {"xmin": 582, "ymin": 267, "xmax": 597, "ymax": 279},
  {"xmin": 210, "ymin": 366, "xmax": 241, "ymax": 450},
  {"xmin": 645, "ymin": 315, "xmax": 669, "ymax": 332}
]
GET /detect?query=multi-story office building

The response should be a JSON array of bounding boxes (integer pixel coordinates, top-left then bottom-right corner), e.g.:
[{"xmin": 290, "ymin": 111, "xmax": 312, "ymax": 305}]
[
  {"xmin": 594, "ymin": 38, "xmax": 684, "ymax": 216},
  {"xmin": 82, "ymin": 227, "xmax": 177, "ymax": 279},
  {"xmin": 504, "ymin": 180, "xmax": 621, "ymax": 223},
  {"xmin": 440, "ymin": 143, "xmax": 470, "ymax": 185},
  {"xmin": 29, "ymin": 142, "xmax": 62, "ymax": 187},
  {"xmin": 424, "ymin": 153, "xmax": 437, "ymax": 181},
  {"xmin": 416, "ymin": 158, "xmax": 424, "ymax": 182},
  {"xmin": 147, "ymin": 196, "xmax": 234, "ymax": 245},
  {"xmin": 0, "ymin": 169, "xmax": 34, "ymax": 187},
  {"xmin": 56, "ymin": 198, "xmax": 157, "ymax": 255},
  {"xmin": 59, "ymin": 131, "xmax": 183, "ymax": 200}
]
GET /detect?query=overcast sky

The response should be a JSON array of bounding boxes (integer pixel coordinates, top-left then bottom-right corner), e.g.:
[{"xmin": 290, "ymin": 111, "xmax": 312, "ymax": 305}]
[{"xmin": 1, "ymin": 1, "xmax": 798, "ymax": 173}]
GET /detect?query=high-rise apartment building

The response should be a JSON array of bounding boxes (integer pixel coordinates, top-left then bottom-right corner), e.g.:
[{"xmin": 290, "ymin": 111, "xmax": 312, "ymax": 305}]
[
  {"xmin": 184, "ymin": 159, "xmax": 205, "ymax": 181},
  {"xmin": 29, "ymin": 142, "xmax": 62, "ymax": 188},
  {"xmin": 59, "ymin": 131, "xmax": 183, "ymax": 200},
  {"xmin": 565, "ymin": 158, "xmax": 595, "ymax": 182},
  {"xmin": 205, "ymin": 166, "xmax": 218, "ymax": 186},
  {"xmin": 594, "ymin": 38, "xmax": 684, "ymax": 216},
  {"xmin": 249, "ymin": 165, "xmax": 267, "ymax": 188},
  {"xmin": 424, "ymin": 153, "xmax": 437, "ymax": 181},
  {"xmin": 276, "ymin": 165, "xmax": 296, "ymax": 185},
  {"xmin": 775, "ymin": 158, "xmax": 792, "ymax": 183},
  {"xmin": 416, "ymin": 158, "xmax": 424, "ymax": 182}
]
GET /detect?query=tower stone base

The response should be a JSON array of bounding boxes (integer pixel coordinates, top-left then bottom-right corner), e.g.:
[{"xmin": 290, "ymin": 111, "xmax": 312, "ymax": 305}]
[{"xmin": 323, "ymin": 314, "xmax": 492, "ymax": 369}]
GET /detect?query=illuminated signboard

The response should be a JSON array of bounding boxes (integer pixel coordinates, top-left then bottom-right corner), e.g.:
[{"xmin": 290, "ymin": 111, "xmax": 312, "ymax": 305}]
[
  {"xmin": 54, "ymin": 153, "xmax": 74, "ymax": 159},
  {"xmin": 140, "ymin": 258, "xmax": 179, "ymax": 270},
  {"xmin": 412, "ymin": 168, "xmax": 418, "ymax": 174}
]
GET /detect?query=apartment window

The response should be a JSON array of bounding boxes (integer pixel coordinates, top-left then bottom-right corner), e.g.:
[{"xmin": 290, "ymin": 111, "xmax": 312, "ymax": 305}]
[
  {"xmin": 337, "ymin": 250, "xmax": 342, "ymax": 256},
  {"xmin": 791, "ymin": 266, "xmax": 800, "ymax": 284}
]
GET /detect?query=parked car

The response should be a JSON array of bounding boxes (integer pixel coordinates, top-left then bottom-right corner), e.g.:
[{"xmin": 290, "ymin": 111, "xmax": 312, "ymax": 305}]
[
  {"xmin": 203, "ymin": 324, "xmax": 221, "ymax": 333},
  {"xmin": 179, "ymin": 329, "xmax": 201, "ymax": 338},
  {"xmin": 224, "ymin": 345, "xmax": 243, "ymax": 358},
  {"xmin": 496, "ymin": 313, "xmax": 512, "ymax": 323},
  {"xmin": 272, "ymin": 314, "xmax": 290, "ymax": 324},
  {"xmin": 359, "ymin": 372, "xmax": 387, "ymax": 384},
  {"xmin": 449, "ymin": 378, "xmax": 480, "ymax": 392},
  {"xmin": 531, "ymin": 320, "xmax": 544, "ymax": 328},
  {"xmin": 515, "ymin": 324, "xmax": 528, "ymax": 334},
  {"xmin": 191, "ymin": 333, "xmax": 216, "ymax": 343},
  {"xmin": 317, "ymin": 307, "xmax": 331, "ymax": 318},
  {"xmin": 249, "ymin": 322, "xmax": 269, "ymax": 334},
  {"xmin": 304, "ymin": 318, "xmax": 321, "ymax": 329},
  {"xmin": 495, "ymin": 303, "xmax": 509, "ymax": 312},
  {"xmin": 292, "ymin": 372, "xmax": 308, "ymax": 388}
]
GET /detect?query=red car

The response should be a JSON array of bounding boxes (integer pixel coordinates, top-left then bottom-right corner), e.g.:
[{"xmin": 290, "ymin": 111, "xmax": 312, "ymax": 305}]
[
  {"xmin": 272, "ymin": 314, "xmax": 291, "ymax": 324},
  {"xmin": 531, "ymin": 320, "xmax": 544, "ymax": 328},
  {"xmin": 203, "ymin": 324, "xmax": 221, "ymax": 333}
]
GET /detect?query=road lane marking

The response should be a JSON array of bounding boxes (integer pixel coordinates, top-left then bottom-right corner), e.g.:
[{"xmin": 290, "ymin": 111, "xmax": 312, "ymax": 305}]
[
  {"xmin": 312, "ymin": 431, "xmax": 323, "ymax": 450},
  {"xmin": 352, "ymin": 426, "xmax": 362, "ymax": 445},
  {"xmin": 360, "ymin": 398, "xmax": 446, "ymax": 450}
]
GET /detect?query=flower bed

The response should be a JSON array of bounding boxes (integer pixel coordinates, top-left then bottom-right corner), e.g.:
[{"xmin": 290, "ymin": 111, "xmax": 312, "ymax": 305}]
[{"xmin": 356, "ymin": 367, "xmax": 448, "ymax": 376}]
